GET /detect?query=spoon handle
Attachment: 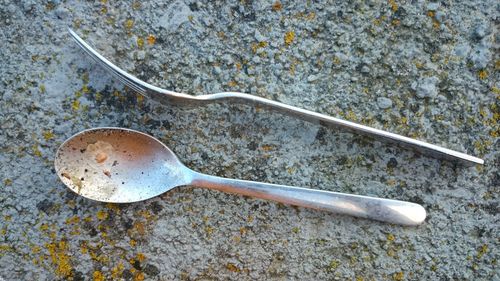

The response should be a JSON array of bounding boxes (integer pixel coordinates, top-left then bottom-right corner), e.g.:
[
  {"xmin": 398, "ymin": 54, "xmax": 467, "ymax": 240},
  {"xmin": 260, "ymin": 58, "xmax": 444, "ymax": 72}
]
[{"xmin": 190, "ymin": 172, "xmax": 426, "ymax": 226}]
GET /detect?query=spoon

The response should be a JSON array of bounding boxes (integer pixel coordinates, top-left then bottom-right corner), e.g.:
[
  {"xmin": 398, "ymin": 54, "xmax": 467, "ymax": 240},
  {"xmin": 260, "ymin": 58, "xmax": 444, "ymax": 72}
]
[{"xmin": 54, "ymin": 127, "xmax": 426, "ymax": 225}]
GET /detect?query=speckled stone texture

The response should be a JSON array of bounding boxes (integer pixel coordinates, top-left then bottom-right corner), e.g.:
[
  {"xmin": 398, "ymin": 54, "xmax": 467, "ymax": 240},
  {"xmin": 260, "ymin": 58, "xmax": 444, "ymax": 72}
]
[{"xmin": 0, "ymin": 0, "xmax": 498, "ymax": 280}]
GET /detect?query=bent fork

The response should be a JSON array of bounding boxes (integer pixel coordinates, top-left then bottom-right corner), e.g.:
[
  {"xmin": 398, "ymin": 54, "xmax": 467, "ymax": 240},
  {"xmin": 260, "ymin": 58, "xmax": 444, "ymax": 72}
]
[{"xmin": 68, "ymin": 28, "xmax": 483, "ymax": 165}]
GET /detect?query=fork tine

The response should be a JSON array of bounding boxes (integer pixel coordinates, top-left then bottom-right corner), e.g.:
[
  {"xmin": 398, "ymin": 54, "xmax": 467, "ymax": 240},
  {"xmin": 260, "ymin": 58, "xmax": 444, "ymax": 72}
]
[{"xmin": 69, "ymin": 29, "xmax": 147, "ymax": 95}]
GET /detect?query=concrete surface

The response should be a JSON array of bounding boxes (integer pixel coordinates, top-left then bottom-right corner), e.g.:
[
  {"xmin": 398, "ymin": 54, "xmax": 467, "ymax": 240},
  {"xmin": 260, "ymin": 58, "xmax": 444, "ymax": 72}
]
[{"xmin": 0, "ymin": 0, "xmax": 498, "ymax": 280}]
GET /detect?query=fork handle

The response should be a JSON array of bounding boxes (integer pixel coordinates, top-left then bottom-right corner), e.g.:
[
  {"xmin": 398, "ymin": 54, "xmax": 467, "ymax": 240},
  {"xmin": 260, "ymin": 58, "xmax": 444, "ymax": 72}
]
[
  {"xmin": 190, "ymin": 171, "xmax": 426, "ymax": 225},
  {"xmin": 196, "ymin": 92, "xmax": 483, "ymax": 165}
]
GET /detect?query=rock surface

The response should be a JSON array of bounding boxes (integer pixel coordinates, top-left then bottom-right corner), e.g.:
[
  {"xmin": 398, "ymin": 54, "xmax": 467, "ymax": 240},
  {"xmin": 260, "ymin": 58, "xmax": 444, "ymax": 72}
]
[{"xmin": 0, "ymin": 0, "xmax": 498, "ymax": 280}]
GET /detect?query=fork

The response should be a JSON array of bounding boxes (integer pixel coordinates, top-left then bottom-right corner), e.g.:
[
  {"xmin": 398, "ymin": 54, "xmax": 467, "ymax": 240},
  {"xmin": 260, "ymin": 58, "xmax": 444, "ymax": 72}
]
[{"xmin": 68, "ymin": 28, "xmax": 483, "ymax": 165}]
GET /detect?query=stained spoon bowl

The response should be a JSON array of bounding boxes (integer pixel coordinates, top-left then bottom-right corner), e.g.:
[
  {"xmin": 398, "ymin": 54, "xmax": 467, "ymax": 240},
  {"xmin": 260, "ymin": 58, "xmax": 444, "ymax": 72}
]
[{"xmin": 54, "ymin": 127, "xmax": 191, "ymax": 203}]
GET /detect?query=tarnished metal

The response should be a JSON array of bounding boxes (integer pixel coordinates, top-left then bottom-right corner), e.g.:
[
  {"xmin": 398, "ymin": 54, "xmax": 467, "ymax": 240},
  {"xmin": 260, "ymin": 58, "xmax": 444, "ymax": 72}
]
[{"xmin": 55, "ymin": 128, "xmax": 426, "ymax": 226}]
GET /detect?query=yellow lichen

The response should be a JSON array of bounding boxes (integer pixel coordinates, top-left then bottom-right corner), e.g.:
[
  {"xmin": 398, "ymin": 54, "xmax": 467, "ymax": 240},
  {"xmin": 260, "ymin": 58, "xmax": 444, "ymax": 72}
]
[
  {"xmin": 43, "ymin": 130, "xmax": 54, "ymax": 141},
  {"xmin": 65, "ymin": 216, "xmax": 80, "ymax": 225},
  {"xmin": 328, "ymin": 260, "xmax": 340, "ymax": 271},
  {"xmin": 345, "ymin": 110, "xmax": 357, "ymax": 121},
  {"xmin": 111, "ymin": 262, "xmax": 125, "ymax": 279},
  {"xmin": 46, "ymin": 240, "xmax": 73, "ymax": 278},
  {"xmin": 96, "ymin": 210, "xmax": 108, "ymax": 220},
  {"xmin": 93, "ymin": 270, "xmax": 105, "ymax": 281},
  {"xmin": 205, "ymin": 226, "xmax": 214, "ymax": 237},
  {"xmin": 130, "ymin": 239, "xmax": 137, "ymax": 247},
  {"xmin": 147, "ymin": 34, "xmax": 156, "ymax": 45},
  {"xmin": 32, "ymin": 145, "xmax": 42, "ymax": 157},
  {"xmin": 228, "ymin": 80, "xmax": 238, "ymax": 87},
  {"xmin": 137, "ymin": 37, "xmax": 144, "ymax": 49},
  {"xmin": 477, "ymin": 244, "xmax": 488, "ymax": 259},
  {"xmin": 387, "ymin": 233, "xmax": 395, "ymax": 241},
  {"xmin": 3, "ymin": 179, "xmax": 12, "ymax": 186},
  {"xmin": 125, "ymin": 19, "xmax": 134, "ymax": 30},
  {"xmin": 39, "ymin": 84, "xmax": 46, "ymax": 94},
  {"xmin": 284, "ymin": 31, "xmax": 295, "ymax": 46},
  {"xmin": 251, "ymin": 41, "xmax": 268, "ymax": 53},
  {"xmin": 71, "ymin": 100, "xmax": 80, "ymax": 111},
  {"xmin": 393, "ymin": 272, "xmax": 404, "ymax": 281}
]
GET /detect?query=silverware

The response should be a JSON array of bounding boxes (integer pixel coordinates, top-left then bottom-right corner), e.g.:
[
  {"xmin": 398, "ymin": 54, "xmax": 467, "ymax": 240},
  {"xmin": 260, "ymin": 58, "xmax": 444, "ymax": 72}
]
[
  {"xmin": 67, "ymin": 28, "xmax": 483, "ymax": 166},
  {"xmin": 55, "ymin": 127, "xmax": 426, "ymax": 225}
]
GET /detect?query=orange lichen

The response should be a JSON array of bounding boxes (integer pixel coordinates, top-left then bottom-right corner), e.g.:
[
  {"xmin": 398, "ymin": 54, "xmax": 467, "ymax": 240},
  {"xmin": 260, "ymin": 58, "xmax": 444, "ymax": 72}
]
[
  {"xmin": 389, "ymin": 0, "xmax": 398, "ymax": 12},
  {"xmin": 130, "ymin": 239, "xmax": 137, "ymax": 247},
  {"xmin": 284, "ymin": 31, "xmax": 295, "ymax": 46},
  {"xmin": 135, "ymin": 272, "xmax": 145, "ymax": 281},
  {"xmin": 147, "ymin": 34, "xmax": 156, "ymax": 45},
  {"xmin": 478, "ymin": 70, "xmax": 488, "ymax": 80},
  {"xmin": 261, "ymin": 144, "xmax": 274, "ymax": 151},
  {"xmin": 136, "ymin": 253, "xmax": 146, "ymax": 263},
  {"xmin": 133, "ymin": 222, "xmax": 146, "ymax": 235},
  {"xmin": 272, "ymin": 1, "xmax": 282, "ymax": 11},
  {"xmin": 226, "ymin": 263, "xmax": 241, "ymax": 272},
  {"xmin": 239, "ymin": 227, "xmax": 247, "ymax": 235}
]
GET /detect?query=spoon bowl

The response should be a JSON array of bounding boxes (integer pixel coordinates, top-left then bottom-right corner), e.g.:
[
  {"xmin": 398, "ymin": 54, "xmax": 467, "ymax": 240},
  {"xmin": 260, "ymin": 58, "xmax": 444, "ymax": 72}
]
[
  {"xmin": 54, "ymin": 127, "xmax": 190, "ymax": 203},
  {"xmin": 55, "ymin": 127, "xmax": 426, "ymax": 225}
]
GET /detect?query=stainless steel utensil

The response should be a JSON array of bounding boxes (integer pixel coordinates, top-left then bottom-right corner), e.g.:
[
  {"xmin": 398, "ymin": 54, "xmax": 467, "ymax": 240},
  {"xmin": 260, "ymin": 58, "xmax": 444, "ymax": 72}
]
[
  {"xmin": 68, "ymin": 28, "xmax": 483, "ymax": 166},
  {"xmin": 55, "ymin": 127, "xmax": 426, "ymax": 225}
]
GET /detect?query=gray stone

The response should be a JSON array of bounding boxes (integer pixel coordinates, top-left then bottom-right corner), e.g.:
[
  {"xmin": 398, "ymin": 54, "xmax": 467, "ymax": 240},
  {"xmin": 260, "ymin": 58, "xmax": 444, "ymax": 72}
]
[
  {"xmin": 473, "ymin": 22, "xmax": 489, "ymax": 39},
  {"xmin": 469, "ymin": 46, "xmax": 491, "ymax": 69},
  {"xmin": 376, "ymin": 97, "xmax": 393, "ymax": 109},
  {"xmin": 0, "ymin": 1, "xmax": 497, "ymax": 280},
  {"xmin": 157, "ymin": 0, "xmax": 193, "ymax": 31},
  {"xmin": 415, "ymin": 77, "xmax": 439, "ymax": 98},
  {"xmin": 426, "ymin": 2, "xmax": 440, "ymax": 11}
]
